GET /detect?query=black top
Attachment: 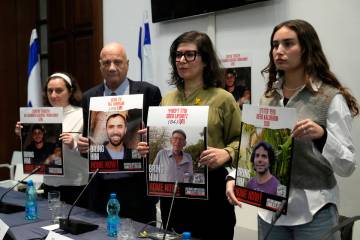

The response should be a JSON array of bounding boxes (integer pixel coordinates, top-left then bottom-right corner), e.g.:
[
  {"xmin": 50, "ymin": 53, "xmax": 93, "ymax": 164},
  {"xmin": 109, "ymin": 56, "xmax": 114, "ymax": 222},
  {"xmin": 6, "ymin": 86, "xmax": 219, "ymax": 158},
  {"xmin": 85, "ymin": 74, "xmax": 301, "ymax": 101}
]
[
  {"xmin": 25, "ymin": 142, "xmax": 55, "ymax": 165},
  {"xmin": 226, "ymin": 85, "xmax": 246, "ymax": 102}
]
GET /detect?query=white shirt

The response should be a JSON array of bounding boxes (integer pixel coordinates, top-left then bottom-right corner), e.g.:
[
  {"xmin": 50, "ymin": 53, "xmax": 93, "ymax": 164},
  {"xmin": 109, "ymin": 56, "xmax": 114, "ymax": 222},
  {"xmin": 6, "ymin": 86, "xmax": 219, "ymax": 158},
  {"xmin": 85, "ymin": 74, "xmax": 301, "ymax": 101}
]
[
  {"xmin": 152, "ymin": 149, "xmax": 193, "ymax": 183},
  {"xmin": 44, "ymin": 105, "xmax": 89, "ymax": 186},
  {"xmin": 103, "ymin": 78, "xmax": 130, "ymax": 96}
]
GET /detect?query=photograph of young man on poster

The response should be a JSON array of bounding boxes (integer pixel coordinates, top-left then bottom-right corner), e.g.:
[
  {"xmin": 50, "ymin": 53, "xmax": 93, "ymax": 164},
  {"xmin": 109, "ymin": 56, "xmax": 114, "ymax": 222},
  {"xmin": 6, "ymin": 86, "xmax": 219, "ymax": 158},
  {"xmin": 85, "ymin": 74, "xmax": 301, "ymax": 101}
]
[
  {"xmin": 152, "ymin": 129, "xmax": 193, "ymax": 183},
  {"xmin": 99, "ymin": 113, "xmax": 132, "ymax": 160},
  {"xmin": 25, "ymin": 124, "xmax": 56, "ymax": 165},
  {"xmin": 247, "ymin": 141, "xmax": 280, "ymax": 195},
  {"xmin": 223, "ymin": 67, "xmax": 251, "ymax": 109}
]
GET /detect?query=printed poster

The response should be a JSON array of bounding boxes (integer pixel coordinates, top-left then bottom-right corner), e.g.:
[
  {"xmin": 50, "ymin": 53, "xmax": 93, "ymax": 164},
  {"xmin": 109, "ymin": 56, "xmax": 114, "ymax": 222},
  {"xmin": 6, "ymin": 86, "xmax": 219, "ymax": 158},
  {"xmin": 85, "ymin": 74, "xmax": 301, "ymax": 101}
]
[
  {"xmin": 235, "ymin": 104, "xmax": 296, "ymax": 213},
  {"xmin": 20, "ymin": 107, "xmax": 63, "ymax": 175},
  {"xmin": 147, "ymin": 106, "xmax": 209, "ymax": 199},
  {"xmin": 220, "ymin": 52, "xmax": 251, "ymax": 109},
  {"xmin": 88, "ymin": 94, "xmax": 143, "ymax": 173}
]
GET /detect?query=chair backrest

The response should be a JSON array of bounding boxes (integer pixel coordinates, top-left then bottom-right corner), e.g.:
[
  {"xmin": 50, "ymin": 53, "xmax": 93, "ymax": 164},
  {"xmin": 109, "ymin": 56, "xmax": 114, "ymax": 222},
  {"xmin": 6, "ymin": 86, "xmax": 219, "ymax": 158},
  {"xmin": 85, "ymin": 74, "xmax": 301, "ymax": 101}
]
[
  {"xmin": 321, "ymin": 215, "xmax": 360, "ymax": 240},
  {"xmin": 339, "ymin": 215, "xmax": 354, "ymax": 240},
  {"xmin": 11, "ymin": 151, "xmax": 23, "ymax": 165},
  {"xmin": 0, "ymin": 151, "xmax": 22, "ymax": 180},
  {"xmin": 352, "ymin": 218, "xmax": 360, "ymax": 239}
]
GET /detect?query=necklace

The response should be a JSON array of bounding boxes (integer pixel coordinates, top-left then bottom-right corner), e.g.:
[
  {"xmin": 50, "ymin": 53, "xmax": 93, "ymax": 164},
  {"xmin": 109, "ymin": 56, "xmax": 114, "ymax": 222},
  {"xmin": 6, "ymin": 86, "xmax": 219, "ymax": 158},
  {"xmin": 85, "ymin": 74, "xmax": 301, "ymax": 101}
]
[{"xmin": 283, "ymin": 84, "xmax": 304, "ymax": 91}]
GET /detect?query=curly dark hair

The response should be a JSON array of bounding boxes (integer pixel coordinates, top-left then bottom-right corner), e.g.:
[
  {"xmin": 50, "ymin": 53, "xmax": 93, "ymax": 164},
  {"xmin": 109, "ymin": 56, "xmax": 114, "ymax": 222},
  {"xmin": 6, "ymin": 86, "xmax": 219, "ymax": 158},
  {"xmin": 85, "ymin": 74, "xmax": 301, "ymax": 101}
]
[
  {"xmin": 250, "ymin": 141, "xmax": 276, "ymax": 167},
  {"xmin": 43, "ymin": 72, "xmax": 82, "ymax": 107},
  {"xmin": 169, "ymin": 31, "xmax": 224, "ymax": 89},
  {"xmin": 261, "ymin": 19, "xmax": 358, "ymax": 117}
]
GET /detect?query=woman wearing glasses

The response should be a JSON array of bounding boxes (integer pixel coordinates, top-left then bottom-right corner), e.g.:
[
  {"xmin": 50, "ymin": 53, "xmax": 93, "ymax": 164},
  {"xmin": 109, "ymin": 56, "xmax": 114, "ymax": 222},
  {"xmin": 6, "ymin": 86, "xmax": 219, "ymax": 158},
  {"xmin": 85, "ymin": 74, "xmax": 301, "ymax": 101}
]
[{"xmin": 138, "ymin": 31, "xmax": 241, "ymax": 239}]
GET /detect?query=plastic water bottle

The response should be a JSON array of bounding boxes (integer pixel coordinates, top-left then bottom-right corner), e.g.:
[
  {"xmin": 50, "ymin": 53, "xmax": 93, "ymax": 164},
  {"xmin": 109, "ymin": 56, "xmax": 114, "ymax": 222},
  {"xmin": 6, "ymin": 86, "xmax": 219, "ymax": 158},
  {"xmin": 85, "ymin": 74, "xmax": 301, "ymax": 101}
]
[
  {"xmin": 25, "ymin": 180, "xmax": 38, "ymax": 220},
  {"xmin": 182, "ymin": 232, "xmax": 191, "ymax": 239},
  {"xmin": 107, "ymin": 193, "xmax": 120, "ymax": 237}
]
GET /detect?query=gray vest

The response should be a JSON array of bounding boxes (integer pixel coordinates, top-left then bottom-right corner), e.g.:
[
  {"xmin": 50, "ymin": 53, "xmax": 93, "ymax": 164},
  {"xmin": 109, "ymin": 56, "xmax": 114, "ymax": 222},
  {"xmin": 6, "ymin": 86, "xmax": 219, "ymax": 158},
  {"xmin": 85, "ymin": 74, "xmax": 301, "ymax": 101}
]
[{"xmin": 261, "ymin": 84, "xmax": 339, "ymax": 189}]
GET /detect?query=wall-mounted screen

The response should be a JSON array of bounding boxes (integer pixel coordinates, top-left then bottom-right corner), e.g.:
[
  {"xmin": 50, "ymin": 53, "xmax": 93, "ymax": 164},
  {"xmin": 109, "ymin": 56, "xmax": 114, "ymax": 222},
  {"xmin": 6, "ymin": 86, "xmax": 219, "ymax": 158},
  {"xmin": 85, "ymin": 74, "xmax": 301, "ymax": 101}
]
[{"xmin": 151, "ymin": 0, "xmax": 270, "ymax": 23}]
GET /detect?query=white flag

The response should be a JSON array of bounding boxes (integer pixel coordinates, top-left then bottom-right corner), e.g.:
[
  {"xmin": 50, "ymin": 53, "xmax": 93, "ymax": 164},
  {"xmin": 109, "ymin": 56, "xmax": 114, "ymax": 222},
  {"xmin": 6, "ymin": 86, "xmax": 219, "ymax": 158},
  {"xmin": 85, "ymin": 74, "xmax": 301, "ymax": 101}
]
[
  {"xmin": 27, "ymin": 29, "xmax": 42, "ymax": 107},
  {"xmin": 138, "ymin": 11, "xmax": 154, "ymax": 83}
]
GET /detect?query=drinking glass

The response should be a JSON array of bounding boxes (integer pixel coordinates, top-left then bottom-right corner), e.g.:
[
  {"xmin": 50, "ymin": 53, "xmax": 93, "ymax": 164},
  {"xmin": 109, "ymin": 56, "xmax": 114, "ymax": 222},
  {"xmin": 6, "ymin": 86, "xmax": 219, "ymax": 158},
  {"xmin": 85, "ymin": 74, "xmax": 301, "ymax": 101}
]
[
  {"xmin": 48, "ymin": 191, "xmax": 61, "ymax": 223},
  {"xmin": 119, "ymin": 218, "xmax": 136, "ymax": 240}
]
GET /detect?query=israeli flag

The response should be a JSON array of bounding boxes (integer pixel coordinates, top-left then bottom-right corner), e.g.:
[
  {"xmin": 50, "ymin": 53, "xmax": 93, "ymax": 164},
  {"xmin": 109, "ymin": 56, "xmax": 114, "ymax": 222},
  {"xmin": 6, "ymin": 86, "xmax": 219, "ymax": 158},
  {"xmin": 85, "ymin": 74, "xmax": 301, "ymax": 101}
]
[
  {"xmin": 27, "ymin": 29, "xmax": 42, "ymax": 107},
  {"xmin": 138, "ymin": 11, "xmax": 154, "ymax": 83}
]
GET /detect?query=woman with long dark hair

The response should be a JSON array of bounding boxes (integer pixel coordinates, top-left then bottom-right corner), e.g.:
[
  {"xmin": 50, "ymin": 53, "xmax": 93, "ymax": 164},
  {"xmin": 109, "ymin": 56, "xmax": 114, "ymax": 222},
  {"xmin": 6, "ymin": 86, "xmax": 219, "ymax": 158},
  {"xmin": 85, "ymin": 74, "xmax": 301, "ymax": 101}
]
[{"xmin": 226, "ymin": 19, "xmax": 358, "ymax": 240}]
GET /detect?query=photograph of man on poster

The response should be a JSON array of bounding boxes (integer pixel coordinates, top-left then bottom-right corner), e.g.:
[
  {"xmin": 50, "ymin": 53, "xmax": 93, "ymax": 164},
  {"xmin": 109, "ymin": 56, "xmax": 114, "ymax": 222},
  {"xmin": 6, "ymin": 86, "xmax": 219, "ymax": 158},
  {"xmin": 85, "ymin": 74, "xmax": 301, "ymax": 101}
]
[
  {"xmin": 99, "ymin": 113, "xmax": 132, "ymax": 160},
  {"xmin": 25, "ymin": 124, "xmax": 56, "ymax": 165},
  {"xmin": 223, "ymin": 67, "xmax": 251, "ymax": 109},
  {"xmin": 152, "ymin": 129, "xmax": 193, "ymax": 183},
  {"xmin": 247, "ymin": 141, "xmax": 280, "ymax": 195}
]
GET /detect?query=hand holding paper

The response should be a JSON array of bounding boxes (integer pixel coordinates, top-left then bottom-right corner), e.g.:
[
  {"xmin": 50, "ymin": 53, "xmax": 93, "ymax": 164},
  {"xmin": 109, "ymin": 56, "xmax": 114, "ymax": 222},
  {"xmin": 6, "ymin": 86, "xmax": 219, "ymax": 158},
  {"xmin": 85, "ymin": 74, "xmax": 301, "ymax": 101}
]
[{"xmin": 199, "ymin": 147, "xmax": 230, "ymax": 170}]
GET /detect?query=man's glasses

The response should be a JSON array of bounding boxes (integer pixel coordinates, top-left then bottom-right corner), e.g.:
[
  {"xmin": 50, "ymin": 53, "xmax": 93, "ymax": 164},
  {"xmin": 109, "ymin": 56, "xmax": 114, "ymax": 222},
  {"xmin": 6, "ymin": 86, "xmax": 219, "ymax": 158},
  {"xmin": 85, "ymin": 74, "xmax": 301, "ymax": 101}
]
[{"xmin": 175, "ymin": 51, "xmax": 200, "ymax": 62}]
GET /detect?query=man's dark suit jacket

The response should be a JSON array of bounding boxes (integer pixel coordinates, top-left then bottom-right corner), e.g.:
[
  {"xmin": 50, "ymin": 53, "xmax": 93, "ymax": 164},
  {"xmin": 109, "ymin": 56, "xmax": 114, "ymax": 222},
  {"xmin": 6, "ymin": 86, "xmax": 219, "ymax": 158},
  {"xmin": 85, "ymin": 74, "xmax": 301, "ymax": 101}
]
[{"xmin": 81, "ymin": 79, "xmax": 161, "ymax": 224}]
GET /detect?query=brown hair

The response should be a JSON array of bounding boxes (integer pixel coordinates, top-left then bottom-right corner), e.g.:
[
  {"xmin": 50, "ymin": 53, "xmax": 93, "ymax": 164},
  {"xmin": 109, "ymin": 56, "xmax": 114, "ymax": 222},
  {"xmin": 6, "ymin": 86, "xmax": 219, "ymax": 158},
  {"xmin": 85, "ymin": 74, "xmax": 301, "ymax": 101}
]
[
  {"xmin": 44, "ymin": 72, "xmax": 82, "ymax": 107},
  {"xmin": 261, "ymin": 19, "xmax": 358, "ymax": 117}
]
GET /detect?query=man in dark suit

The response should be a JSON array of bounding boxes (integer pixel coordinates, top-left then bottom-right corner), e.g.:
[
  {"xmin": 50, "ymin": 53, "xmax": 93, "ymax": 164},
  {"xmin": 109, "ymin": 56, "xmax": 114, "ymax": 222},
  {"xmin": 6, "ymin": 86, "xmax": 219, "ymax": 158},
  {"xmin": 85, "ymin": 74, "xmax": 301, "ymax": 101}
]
[{"xmin": 78, "ymin": 42, "xmax": 161, "ymax": 224}]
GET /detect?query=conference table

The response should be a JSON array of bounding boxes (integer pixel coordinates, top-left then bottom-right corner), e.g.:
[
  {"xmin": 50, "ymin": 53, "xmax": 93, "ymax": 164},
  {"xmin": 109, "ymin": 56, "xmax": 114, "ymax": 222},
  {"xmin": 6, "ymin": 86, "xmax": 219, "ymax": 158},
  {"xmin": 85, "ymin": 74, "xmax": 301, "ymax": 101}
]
[{"xmin": 0, "ymin": 187, "xmax": 161, "ymax": 240}]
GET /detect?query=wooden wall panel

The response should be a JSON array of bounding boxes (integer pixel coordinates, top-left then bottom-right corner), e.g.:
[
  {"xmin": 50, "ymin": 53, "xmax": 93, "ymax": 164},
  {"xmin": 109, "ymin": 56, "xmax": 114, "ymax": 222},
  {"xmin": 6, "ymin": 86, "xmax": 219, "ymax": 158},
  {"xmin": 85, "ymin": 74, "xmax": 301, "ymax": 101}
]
[
  {"xmin": 74, "ymin": 0, "xmax": 93, "ymax": 28},
  {"xmin": 47, "ymin": 0, "xmax": 67, "ymax": 34},
  {"xmin": 74, "ymin": 36, "xmax": 93, "ymax": 92},
  {"xmin": 0, "ymin": 0, "xmax": 37, "ymax": 179},
  {"xmin": 48, "ymin": 40, "xmax": 68, "ymax": 73},
  {"xmin": 48, "ymin": 0, "xmax": 103, "ymax": 92}
]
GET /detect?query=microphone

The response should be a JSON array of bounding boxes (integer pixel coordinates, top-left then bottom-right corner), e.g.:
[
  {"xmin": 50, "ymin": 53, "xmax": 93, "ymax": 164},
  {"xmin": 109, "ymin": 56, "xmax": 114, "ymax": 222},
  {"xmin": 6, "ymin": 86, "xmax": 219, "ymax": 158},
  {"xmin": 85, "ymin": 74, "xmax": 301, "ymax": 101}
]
[
  {"xmin": 59, "ymin": 169, "xmax": 100, "ymax": 235},
  {"xmin": 0, "ymin": 166, "xmax": 41, "ymax": 214},
  {"xmin": 263, "ymin": 199, "xmax": 287, "ymax": 240}
]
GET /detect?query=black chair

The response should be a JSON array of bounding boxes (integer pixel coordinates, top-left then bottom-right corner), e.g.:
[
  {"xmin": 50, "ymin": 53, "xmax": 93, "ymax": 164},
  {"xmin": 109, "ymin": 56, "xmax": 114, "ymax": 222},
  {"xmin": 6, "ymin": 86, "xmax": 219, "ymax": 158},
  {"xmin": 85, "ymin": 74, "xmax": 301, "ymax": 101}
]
[{"xmin": 321, "ymin": 215, "xmax": 360, "ymax": 240}]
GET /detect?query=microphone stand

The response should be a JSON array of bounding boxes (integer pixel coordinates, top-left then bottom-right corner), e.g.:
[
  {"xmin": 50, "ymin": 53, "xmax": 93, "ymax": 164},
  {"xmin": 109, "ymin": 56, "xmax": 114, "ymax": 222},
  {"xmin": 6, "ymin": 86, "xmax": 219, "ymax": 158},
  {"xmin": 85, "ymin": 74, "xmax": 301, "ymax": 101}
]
[
  {"xmin": 263, "ymin": 199, "xmax": 286, "ymax": 240},
  {"xmin": 0, "ymin": 166, "xmax": 41, "ymax": 214},
  {"xmin": 59, "ymin": 169, "xmax": 100, "ymax": 235},
  {"xmin": 162, "ymin": 181, "xmax": 178, "ymax": 240}
]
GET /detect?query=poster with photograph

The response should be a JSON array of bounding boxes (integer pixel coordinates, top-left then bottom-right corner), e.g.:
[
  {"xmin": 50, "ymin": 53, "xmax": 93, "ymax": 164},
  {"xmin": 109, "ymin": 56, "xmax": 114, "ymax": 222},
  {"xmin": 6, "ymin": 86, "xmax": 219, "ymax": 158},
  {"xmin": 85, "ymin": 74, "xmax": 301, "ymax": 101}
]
[
  {"xmin": 20, "ymin": 107, "xmax": 63, "ymax": 175},
  {"xmin": 235, "ymin": 104, "xmax": 297, "ymax": 213},
  {"xmin": 147, "ymin": 106, "xmax": 209, "ymax": 199},
  {"xmin": 88, "ymin": 94, "xmax": 143, "ymax": 173},
  {"xmin": 220, "ymin": 52, "xmax": 251, "ymax": 110}
]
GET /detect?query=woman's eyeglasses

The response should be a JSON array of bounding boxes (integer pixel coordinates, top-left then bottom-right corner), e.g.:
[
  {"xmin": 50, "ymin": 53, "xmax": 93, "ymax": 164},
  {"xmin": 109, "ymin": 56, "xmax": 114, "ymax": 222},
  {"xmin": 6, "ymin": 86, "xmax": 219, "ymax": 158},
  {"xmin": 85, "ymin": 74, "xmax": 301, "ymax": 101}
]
[{"xmin": 175, "ymin": 51, "xmax": 200, "ymax": 62}]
